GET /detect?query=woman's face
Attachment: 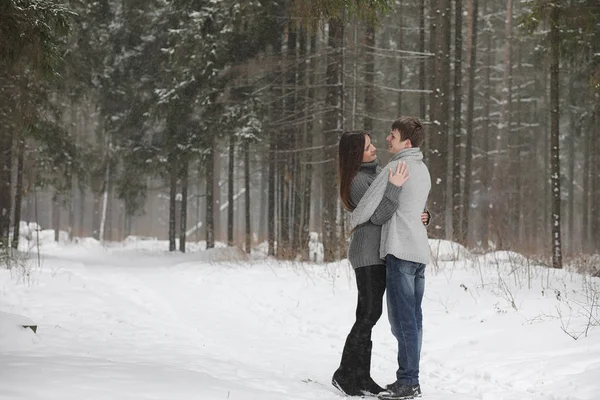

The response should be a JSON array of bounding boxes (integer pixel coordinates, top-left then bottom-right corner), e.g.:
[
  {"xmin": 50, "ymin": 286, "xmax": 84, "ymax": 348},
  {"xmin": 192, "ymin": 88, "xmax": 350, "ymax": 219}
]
[{"xmin": 362, "ymin": 134, "xmax": 377, "ymax": 163}]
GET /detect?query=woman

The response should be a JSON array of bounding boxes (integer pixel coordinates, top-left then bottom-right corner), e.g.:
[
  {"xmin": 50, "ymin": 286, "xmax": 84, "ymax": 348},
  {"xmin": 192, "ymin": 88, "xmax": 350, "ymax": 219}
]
[{"xmin": 332, "ymin": 131, "xmax": 429, "ymax": 396}]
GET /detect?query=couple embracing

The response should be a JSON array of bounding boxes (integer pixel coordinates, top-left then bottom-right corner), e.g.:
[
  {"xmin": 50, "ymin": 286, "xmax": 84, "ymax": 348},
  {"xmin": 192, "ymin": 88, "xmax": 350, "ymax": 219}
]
[{"xmin": 333, "ymin": 116, "xmax": 431, "ymax": 400}]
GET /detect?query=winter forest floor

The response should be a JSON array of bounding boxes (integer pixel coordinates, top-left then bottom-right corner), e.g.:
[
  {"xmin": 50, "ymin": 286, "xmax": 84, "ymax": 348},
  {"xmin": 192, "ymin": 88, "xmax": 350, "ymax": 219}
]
[{"xmin": 1, "ymin": 232, "xmax": 600, "ymax": 400}]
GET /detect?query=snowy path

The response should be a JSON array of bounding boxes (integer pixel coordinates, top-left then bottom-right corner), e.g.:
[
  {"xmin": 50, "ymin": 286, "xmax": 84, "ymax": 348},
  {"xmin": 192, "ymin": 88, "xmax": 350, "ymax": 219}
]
[{"xmin": 1, "ymin": 248, "xmax": 599, "ymax": 399}]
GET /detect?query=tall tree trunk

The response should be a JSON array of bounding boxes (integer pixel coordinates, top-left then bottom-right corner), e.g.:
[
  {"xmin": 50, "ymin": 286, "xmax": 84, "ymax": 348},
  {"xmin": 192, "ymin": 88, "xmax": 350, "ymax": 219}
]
[
  {"xmin": 300, "ymin": 25, "xmax": 316, "ymax": 257},
  {"xmin": 419, "ymin": 0, "xmax": 427, "ymax": 121},
  {"xmin": 78, "ymin": 185, "xmax": 85, "ymax": 238},
  {"xmin": 490, "ymin": 0, "xmax": 513, "ymax": 249},
  {"xmin": 462, "ymin": 0, "xmax": 478, "ymax": 246},
  {"xmin": 549, "ymin": 2, "xmax": 562, "ymax": 268},
  {"xmin": 566, "ymin": 119, "xmax": 576, "ymax": 255},
  {"xmin": 68, "ymin": 175, "xmax": 75, "ymax": 241},
  {"xmin": 591, "ymin": 109, "xmax": 600, "ymax": 253},
  {"xmin": 290, "ymin": 24, "xmax": 303, "ymax": 256},
  {"xmin": 268, "ymin": 32, "xmax": 284, "ymax": 258},
  {"xmin": 291, "ymin": 159, "xmax": 301, "ymax": 256},
  {"xmin": 396, "ymin": 1, "xmax": 404, "ymax": 116},
  {"xmin": 11, "ymin": 135, "xmax": 24, "ymax": 249},
  {"xmin": 179, "ymin": 158, "xmax": 188, "ymax": 252},
  {"xmin": 364, "ymin": 23, "xmax": 375, "ymax": 131},
  {"xmin": 52, "ymin": 193, "xmax": 61, "ymax": 242},
  {"xmin": 168, "ymin": 164, "xmax": 177, "ymax": 252},
  {"xmin": 116, "ymin": 201, "xmax": 124, "ymax": 242},
  {"xmin": 227, "ymin": 131, "xmax": 235, "ymax": 246},
  {"xmin": 0, "ymin": 128, "xmax": 13, "ymax": 248},
  {"xmin": 92, "ymin": 194, "xmax": 101, "ymax": 240},
  {"xmin": 427, "ymin": 0, "xmax": 436, "ymax": 160},
  {"xmin": 78, "ymin": 107, "xmax": 87, "ymax": 238},
  {"xmin": 429, "ymin": 0, "xmax": 452, "ymax": 238},
  {"xmin": 537, "ymin": 71, "xmax": 551, "ymax": 253},
  {"xmin": 206, "ymin": 138, "xmax": 215, "ymax": 249},
  {"xmin": 582, "ymin": 116, "xmax": 590, "ymax": 253},
  {"xmin": 105, "ymin": 181, "xmax": 113, "ymax": 242},
  {"xmin": 268, "ymin": 128, "xmax": 276, "ymax": 257},
  {"xmin": 505, "ymin": 0, "xmax": 517, "ymax": 249},
  {"xmin": 277, "ymin": 23, "xmax": 297, "ymax": 258},
  {"xmin": 68, "ymin": 106, "xmax": 76, "ymax": 241},
  {"xmin": 213, "ymin": 140, "xmax": 222, "ymax": 243},
  {"xmin": 124, "ymin": 211, "xmax": 132, "ymax": 239},
  {"xmin": 515, "ymin": 41, "xmax": 525, "ymax": 247},
  {"xmin": 292, "ymin": 24, "xmax": 305, "ymax": 255},
  {"xmin": 196, "ymin": 165, "xmax": 202, "ymax": 241},
  {"xmin": 259, "ymin": 159, "xmax": 268, "ymax": 243},
  {"xmin": 277, "ymin": 164, "xmax": 288, "ymax": 257},
  {"xmin": 244, "ymin": 141, "xmax": 251, "ymax": 253},
  {"xmin": 338, "ymin": 25, "xmax": 346, "ymax": 259},
  {"xmin": 322, "ymin": 18, "xmax": 343, "ymax": 261},
  {"xmin": 566, "ymin": 73, "xmax": 576, "ymax": 255},
  {"xmin": 480, "ymin": 3, "xmax": 493, "ymax": 250},
  {"xmin": 99, "ymin": 160, "xmax": 110, "ymax": 244},
  {"xmin": 452, "ymin": 0, "xmax": 464, "ymax": 243},
  {"xmin": 25, "ymin": 182, "xmax": 32, "ymax": 222}
]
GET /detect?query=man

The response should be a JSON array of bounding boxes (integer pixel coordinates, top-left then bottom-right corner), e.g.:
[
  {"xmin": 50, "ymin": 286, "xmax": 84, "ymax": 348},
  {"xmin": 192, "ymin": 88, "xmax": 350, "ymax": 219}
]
[{"xmin": 350, "ymin": 116, "xmax": 431, "ymax": 399}]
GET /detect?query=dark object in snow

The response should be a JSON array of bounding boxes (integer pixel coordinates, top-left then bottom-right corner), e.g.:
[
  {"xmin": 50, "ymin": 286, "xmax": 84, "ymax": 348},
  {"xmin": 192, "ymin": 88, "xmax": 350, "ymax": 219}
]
[
  {"xmin": 22, "ymin": 324, "xmax": 37, "ymax": 333},
  {"xmin": 0, "ymin": 311, "xmax": 38, "ymax": 334}
]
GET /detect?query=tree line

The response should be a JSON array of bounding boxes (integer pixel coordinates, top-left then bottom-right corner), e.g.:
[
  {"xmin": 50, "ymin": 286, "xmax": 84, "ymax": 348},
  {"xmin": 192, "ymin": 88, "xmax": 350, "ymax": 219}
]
[{"xmin": 1, "ymin": 0, "xmax": 599, "ymax": 268}]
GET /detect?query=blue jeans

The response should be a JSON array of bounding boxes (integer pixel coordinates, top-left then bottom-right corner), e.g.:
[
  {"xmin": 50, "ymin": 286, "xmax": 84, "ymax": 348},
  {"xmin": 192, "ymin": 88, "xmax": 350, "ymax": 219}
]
[{"xmin": 386, "ymin": 255, "xmax": 426, "ymax": 386}]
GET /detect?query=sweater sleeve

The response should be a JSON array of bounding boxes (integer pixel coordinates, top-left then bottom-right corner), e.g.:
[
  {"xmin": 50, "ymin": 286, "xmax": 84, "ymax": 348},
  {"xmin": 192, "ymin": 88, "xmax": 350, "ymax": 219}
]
[
  {"xmin": 349, "ymin": 173, "xmax": 371, "ymax": 208},
  {"xmin": 370, "ymin": 182, "xmax": 401, "ymax": 225},
  {"xmin": 350, "ymin": 163, "xmax": 390, "ymax": 229}
]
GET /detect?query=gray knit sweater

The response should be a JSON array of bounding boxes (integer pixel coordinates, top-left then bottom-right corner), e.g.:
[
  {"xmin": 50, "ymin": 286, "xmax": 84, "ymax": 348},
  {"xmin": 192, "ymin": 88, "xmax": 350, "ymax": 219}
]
[
  {"xmin": 351, "ymin": 148, "xmax": 431, "ymax": 264},
  {"xmin": 347, "ymin": 160, "xmax": 402, "ymax": 269}
]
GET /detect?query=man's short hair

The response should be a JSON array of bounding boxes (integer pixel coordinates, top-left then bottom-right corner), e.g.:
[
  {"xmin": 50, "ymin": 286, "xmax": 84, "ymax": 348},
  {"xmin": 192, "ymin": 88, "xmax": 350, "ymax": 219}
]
[{"xmin": 391, "ymin": 116, "xmax": 424, "ymax": 148}]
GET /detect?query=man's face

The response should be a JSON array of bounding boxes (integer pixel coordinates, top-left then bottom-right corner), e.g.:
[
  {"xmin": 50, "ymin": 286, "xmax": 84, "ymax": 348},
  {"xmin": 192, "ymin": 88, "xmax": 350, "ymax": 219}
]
[
  {"xmin": 362, "ymin": 134, "xmax": 377, "ymax": 163},
  {"xmin": 386, "ymin": 129, "xmax": 411, "ymax": 154}
]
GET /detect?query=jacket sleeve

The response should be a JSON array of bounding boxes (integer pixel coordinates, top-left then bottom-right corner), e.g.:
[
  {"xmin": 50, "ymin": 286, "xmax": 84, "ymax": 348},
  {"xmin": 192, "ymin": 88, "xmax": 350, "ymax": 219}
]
[{"xmin": 370, "ymin": 182, "xmax": 401, "ymax": 225}]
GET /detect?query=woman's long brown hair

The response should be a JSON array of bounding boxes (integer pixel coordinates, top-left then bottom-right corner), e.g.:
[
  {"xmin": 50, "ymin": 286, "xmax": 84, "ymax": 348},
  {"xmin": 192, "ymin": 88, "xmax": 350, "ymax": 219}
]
[{"xmin": 338, "ymin": 131, "xmax": 369, "ymax": 211}]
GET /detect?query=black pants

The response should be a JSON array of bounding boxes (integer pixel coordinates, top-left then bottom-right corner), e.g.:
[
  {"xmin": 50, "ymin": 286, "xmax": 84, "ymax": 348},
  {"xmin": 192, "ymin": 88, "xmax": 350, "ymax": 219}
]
[
  {"xmin": 333, "ymin": 265, "xmax": 387, "ymax": 395},
  {"xmin": 341, "ymin": 264, "xmax": 387, "ymax": 363}
]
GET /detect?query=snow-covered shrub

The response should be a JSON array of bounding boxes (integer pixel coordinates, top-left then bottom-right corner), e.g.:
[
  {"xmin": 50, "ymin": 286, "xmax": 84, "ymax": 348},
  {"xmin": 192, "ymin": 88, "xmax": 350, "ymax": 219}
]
[
  {"xmin": 308, "ymin": 232, "xmax": 324, "ymax": 263},
  {"xmin": 569, "ymin": 254, "xmax": 600, "ymax": 278},
  {"xmin": 195, "ymin": 247, "xmax": 249, "ymax": 263},
  {"xmin": 429, "ymin": 239, "xmax": 470, "ymax": 262}
]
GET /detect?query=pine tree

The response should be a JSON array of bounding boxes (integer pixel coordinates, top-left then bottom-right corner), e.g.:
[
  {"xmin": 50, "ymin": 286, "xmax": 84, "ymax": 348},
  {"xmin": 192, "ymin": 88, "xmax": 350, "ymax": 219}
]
[{"xmin": 0, "ymin": 0, "xmax": 74, "ymax": 248}]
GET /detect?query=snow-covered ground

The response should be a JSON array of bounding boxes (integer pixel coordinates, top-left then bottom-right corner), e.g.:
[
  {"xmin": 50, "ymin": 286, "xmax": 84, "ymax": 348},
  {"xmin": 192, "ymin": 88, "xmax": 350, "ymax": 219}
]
[{"xmin": 1, "ymin": 231, "xmax": 599, "ymax": 400}]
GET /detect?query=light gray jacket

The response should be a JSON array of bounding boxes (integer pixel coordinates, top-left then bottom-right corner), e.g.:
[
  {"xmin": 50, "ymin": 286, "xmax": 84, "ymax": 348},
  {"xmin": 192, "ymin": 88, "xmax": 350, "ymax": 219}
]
[{"xmin": 350, "ymin": 148, "xmax": 431, "ymax": 264}]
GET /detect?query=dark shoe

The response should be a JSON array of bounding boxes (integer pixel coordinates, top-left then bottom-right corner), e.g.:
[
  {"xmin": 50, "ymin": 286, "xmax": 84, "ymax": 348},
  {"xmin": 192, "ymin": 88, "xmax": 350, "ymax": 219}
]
[
  {"xmin": 384, "ymin": 381, "xmax": 420, "ymax": 392},
  {"xmin": 380, "ymin": 382, "xmax": 421, "ymax": 399},
  {"xmin": 332, "ymin": 368, "xmax": 363, "ymax": 396}
]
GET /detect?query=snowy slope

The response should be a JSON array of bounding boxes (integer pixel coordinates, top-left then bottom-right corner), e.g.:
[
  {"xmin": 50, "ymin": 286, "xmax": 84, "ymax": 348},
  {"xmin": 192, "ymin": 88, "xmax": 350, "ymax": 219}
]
[{"xmin": 1, "ymin": 235, "xmax": 599, "ymax": 400}]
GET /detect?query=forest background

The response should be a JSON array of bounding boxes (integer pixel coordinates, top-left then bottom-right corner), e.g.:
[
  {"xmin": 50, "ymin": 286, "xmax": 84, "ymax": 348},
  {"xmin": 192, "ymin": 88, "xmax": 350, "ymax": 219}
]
[{"xmin": 1, "ymin": 0, "xmax": 599, "ymax": 269}]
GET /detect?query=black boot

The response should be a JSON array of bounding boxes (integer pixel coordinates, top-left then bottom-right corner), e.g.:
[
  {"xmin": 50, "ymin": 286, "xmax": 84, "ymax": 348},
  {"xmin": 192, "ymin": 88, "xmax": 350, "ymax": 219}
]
[
  {"xmin": 332, "ymin": 343, "xmax": 363, "ymax": 396},
  {"xmin": 356, "ymin": 341, "xmax": 385, "ymax": 395}
]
